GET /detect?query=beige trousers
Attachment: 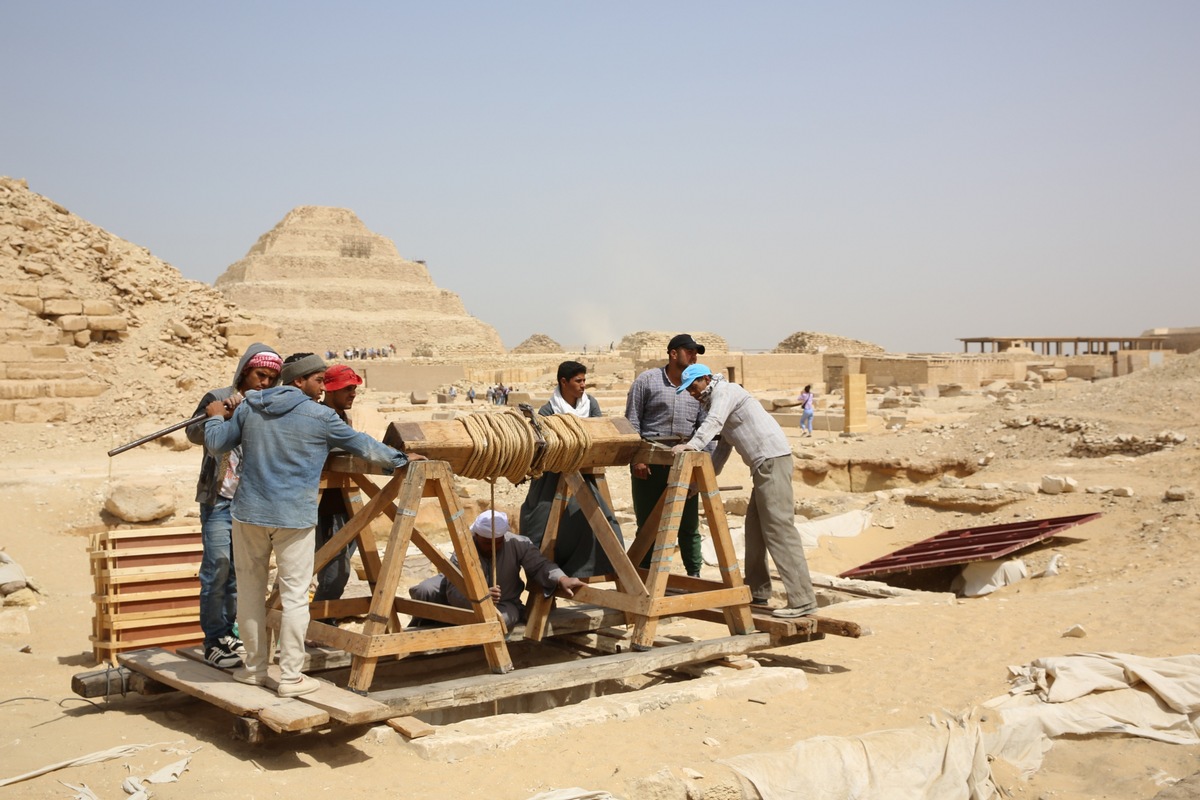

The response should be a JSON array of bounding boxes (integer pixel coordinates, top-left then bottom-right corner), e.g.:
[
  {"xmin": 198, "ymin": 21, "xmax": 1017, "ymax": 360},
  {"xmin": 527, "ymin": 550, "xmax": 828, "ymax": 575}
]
[{"xmin": 231, "ymin": 520, "xmax": 315, "ymax": 682}]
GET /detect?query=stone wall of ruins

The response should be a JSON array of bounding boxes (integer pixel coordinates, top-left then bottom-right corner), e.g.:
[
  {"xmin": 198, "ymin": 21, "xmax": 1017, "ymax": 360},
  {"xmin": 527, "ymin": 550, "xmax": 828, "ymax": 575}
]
[{"xmin": 216, "ymin": 206, "xmax": 504, "ymax": 358}]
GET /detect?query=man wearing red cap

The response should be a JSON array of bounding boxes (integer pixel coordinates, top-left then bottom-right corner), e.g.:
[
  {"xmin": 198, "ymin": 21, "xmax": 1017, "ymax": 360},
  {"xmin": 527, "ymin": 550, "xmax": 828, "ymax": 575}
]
[{"xmin": 313, "ymin": 365, "xmax": 364, "ymax": 612}]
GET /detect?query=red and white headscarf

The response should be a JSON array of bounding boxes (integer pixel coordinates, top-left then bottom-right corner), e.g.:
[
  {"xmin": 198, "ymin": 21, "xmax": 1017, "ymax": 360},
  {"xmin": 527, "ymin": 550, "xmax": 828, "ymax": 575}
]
[{"xmin": 244, "ymin": 352, "xmax": 282, "ymax": 373}]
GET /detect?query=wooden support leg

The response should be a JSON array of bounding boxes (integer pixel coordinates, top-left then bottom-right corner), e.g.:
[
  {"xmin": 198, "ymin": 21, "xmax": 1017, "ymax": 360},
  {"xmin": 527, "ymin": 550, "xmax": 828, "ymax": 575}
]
[
  {"xmin": 693, "ymin": 455, "xmax": 754, "ymax": 635},
  {"xmin": 629, "ymin": 451, "xmax": 697, "ymax": 650},
  {"xmin": 347, "ymin": 465, "xmax": 425, "ymax": 692},
  {"xmin": 432, "ymin": 468, "xmax": 512, "ymax": 674}
]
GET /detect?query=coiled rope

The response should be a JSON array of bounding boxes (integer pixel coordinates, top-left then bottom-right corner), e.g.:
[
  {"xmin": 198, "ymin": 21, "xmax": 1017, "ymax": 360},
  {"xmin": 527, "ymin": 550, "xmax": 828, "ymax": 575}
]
[{"xmin": 457, "ymin": 409, "xmax": 592, "ymax": 483}]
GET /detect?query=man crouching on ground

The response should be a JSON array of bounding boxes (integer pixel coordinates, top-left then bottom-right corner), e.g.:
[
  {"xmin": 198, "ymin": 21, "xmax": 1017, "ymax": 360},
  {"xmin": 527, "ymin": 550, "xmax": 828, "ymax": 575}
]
[{"xmin": 203, "ymin": 352, "xmax": 425, "ymax": 697}]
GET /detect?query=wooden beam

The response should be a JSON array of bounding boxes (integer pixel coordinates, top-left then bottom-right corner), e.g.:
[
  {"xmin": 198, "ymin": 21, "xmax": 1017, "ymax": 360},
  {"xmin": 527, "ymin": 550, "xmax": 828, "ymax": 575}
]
[
  {"xmin": 370, "ymin": 634, "xmax": 772, "ymax": 719},
  {"xmin": 118, "ymin": 648, "xmax": 329, "ymax": 733}
]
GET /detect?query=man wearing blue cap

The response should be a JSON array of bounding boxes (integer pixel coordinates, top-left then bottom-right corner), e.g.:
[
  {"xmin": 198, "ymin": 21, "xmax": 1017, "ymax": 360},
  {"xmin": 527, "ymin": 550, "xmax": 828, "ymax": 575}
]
[{"xmin": 672, "ymin": 364, "xmax": 817, "ymax": 618}]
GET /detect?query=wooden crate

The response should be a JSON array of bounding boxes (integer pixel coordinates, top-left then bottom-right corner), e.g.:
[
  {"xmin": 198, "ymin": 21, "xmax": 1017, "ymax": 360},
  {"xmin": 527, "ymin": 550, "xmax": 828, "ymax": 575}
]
[{"xmin": 90, "ymin": 525, "xmax": 204, "ymax": 665}]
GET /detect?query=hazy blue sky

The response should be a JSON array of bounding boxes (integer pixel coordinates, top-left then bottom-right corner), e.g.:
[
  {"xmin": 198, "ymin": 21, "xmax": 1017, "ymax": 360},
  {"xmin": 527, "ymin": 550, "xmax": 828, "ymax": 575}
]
[{"xmin": 5, "ymin": 2, "xmax": 1197, "ymax": 352}]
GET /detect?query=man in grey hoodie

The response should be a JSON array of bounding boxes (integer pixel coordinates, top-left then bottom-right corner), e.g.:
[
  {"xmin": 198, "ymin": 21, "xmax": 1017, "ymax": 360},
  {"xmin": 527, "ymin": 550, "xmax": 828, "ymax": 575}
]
[
  {"xmin": 186, "ymin": 343, "xmax": 282, "ymax": 669},
  {"xmin": 203, "ymin": 353, "xmax": 423, "ymax": 697}
]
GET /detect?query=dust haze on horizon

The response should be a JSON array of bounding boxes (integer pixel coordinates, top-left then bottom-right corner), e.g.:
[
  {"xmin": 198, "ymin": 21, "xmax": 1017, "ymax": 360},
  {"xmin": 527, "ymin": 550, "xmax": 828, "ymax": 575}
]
[{"xmin": 3, "ymin": 3, "xmax": 1198, "ymax": 354}]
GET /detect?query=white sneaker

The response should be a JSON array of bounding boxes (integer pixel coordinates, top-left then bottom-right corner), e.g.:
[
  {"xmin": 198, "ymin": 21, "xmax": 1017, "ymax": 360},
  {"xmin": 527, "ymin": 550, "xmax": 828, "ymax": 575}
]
[
  {"xmin": 231, "ymin": 667, "xmax": 267, "ymax": 686},
  {"xmin": 276, "ymin": 675, "xmax": 320, "ymax": 698}
]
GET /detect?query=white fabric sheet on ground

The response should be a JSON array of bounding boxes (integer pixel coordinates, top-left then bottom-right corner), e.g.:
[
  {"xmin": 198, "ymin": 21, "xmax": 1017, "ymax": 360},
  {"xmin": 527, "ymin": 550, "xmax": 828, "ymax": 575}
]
[
  {"xmin": 950, "ymin": 559, "xmax": 1027, "ymax": 597},
  {"xmin": 722, "ymin": 717, "xmax": 996, "ymax": 800},
  {"xmin": 722, "ymin": 653, "xmax": 1200, "ymax": 799},
  {"xmin": 985, "ymin": 652, "xmax": 1200, "ymax": 777}
]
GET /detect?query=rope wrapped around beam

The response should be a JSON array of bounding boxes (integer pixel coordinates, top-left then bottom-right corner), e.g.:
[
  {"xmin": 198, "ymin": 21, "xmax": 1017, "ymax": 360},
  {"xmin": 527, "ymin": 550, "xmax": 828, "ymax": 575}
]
[{"xmin": 456, "ymin": 409, "xmax": 591, "ymax": 484}]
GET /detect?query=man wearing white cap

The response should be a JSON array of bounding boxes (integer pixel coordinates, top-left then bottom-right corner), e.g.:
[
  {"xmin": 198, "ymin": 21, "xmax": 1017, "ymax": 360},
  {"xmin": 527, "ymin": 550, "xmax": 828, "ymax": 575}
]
[
  {"xmin": 408, "ymin": 510, "xmax": 585, "ymax": 628},
  {"xmin": 672, "ymin": 364, "xmax": 817, "ymax": 618}
]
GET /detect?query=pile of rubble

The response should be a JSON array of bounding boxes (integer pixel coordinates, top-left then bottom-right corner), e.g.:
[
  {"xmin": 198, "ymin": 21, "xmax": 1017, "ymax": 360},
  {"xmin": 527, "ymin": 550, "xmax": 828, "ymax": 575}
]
[
  {"xmin": 510, "ymin": 333, "xmax": 564, "ymax": 354},
  {"xmin": 1070, "ymin": 430, "xmax": 1188, "ymax": 457},
  {"xmin": 0, "ymin": 176, "xmax": 276, "ymax": 436},
  {"xmin": 774, "ymin": 331, "xmax": 886, "ymax": 355},
  {"xmin": 618, "ymin": 330, "xmax": 728, "ymax": 360}
]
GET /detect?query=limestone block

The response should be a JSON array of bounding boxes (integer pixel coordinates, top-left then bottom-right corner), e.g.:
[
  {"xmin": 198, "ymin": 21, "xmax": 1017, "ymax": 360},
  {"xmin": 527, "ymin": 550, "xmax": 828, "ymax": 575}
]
[
  {"xmin": 0, "ymin": 345, "xmax": 31, "ymax": 361},
  {"xmin": 82, "ymin": 299, "xmax": 117, "ymax": 316},
  {"xmin": 409, "ymin": 390, "xmax": 429, "ymax": 405},
  {"xmin": 431, "ymin": 411, "xmax": 457, "ymax": 421},
  {"xmin": 938, "ymin": 383, "xmax": 965, "ymax": 397},
  {"xmin": 1040, "ymin": 475, "xmax": 1068, "ymax": 494},
  {"xmin": 1111, "ymin": 486, "xmax": 1135, "ymax": 497},
  {"xmin": 14, "ymin": 400, "xmax": 66, "ymax": 422},
  {"xmin": 13, "ymin": 296, "xmax": 42, "ymax": 314},
  {"xmin": 170, "ymin": 320, "xmax": 193, "ymax": 339},
  {"xmin": 38, "ymin": 283, "xmax": 72, "ymax": 299},
  {"xmin": 0, "ymin": 281, "xmax": 38, "ymax": 297},
  {"xmin": 1038, "ymin": 368, "xmax": 1068, "ymax": 381},
  {"xmin": 758, "ymin": 398, "xmax": 774, "ymax": 412},
  {"xmin": 73, "ymin": 331, "xmax": 91, "ymax": 347},
  {"xmin": 42, "ymin": 298, "xmax": 83, "ymax": 316},
  {"xmin": 133, "ymin": 422, "xmax": 192, "ymax": 451},
  {"xmin": 724, "ymin": 496, "xmax": 750, "ymax": 516},
  {"xmin": 3, "ymin": 588, "xmax": 38, "ymax": 608},
  {"xmin": 506, "ymin": 392, "xmax": 534, "ymax": 406},
  {"xmin": 105, "ymin": 480, "xmax": 176, "ymax": 523},
  {"xmin": 30, "ymin": 345, "xmax": 67, "ymax": 360},
  {"xmin": 0, "ymin": 381, "xmax": 48, "ymax": 400},
  {"xmin": 87, "ymin": 315, "xmax": 128, "ymax": 332},
  {"xmin": 435, "ymin": 393, "xmax": 451, "ymax": 404},
  {"xmin": 1164, "ymin": 486, "xmax": 1193, "ymax": 501},
  {"xmin": 14, "ymin": 216, "xmax": 43, "ymax": 231},
  {"xmin": 0, "ymin": 312, "xmax": 31, "ymax": 329},
  {"xmin": 1008, "ymin": 482, "xmax": 1040, "ymax": 495},
  {"xmin": 51, "ymin": 380, "xmax": 108, "ymax": 398},
  {"xmin": 6, "ymin": 363, "xmax": 89, "ymax": 381},
  {"xmin": 0, "ymin": 402, "xmax": 12, "ymax": 421},
  {"xmin": 772, "ymin": 397, "xmax": 801, "ymax": 409},
  {"xmin": 57, "ymin": 315, "xmax": 88, "ymax": 332}
]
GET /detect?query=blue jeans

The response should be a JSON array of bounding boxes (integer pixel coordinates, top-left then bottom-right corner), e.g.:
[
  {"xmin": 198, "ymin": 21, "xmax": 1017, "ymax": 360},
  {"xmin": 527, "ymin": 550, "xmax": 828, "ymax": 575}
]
[
  {"xmin": 801, "ymin": 408, "xmax": 814, "ymax": 433},
  {"xmin": 199, "ymin": 497, "xmax": 237, "ymax": 649}
]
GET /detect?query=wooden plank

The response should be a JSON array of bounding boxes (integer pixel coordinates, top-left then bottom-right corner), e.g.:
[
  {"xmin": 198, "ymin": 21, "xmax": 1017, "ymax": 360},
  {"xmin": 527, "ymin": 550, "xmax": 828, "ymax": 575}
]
[
  {"xmin": 90, "ymin": 543, "xmax": 205, "ymax": 559},
  {"xmin": 564, "ymin": 471, "xmax": 647, "ymax": 597},
  {"xmin": 371, "ymin": 634, "xmax": 773, "ymax": 718},
  {"xmin": 118, "ymin": 648, "xmax": 329, "ymax": 733},
  {"xmin": 387, "ymin": 716, "xmax": 435, "ymax": 739},
  {"xmin": 94, "ymin": 526, "xmax": 204, "ymax": 541}
]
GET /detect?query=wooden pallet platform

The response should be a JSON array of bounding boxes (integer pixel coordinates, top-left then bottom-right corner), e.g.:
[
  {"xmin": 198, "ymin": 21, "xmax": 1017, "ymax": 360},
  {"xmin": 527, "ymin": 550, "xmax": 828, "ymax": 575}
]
[{"xmin": 90, "ymin": 526, "xmax": 204, "ymax": 665}]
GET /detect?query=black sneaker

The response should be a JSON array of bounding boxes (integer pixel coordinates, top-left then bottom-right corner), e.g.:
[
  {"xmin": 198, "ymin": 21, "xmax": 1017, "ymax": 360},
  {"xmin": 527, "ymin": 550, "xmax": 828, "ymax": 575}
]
[
  {"xmin": 219, "ymin": 634, "xmax": 247, "ymax": 658},
  {"xmin": 205, "ymin": 643, "xmax": 242, "ymax": 669}
]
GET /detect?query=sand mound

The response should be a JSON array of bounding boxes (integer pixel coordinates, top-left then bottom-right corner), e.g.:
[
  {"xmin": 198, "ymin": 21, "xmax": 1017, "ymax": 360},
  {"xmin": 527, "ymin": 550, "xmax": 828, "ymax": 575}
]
[
  {"xmin": 774, "ymin": 331, "xmax": 886, "ymax": 354},
  {"xmin": 510, "ymin": 333, "xmax": 564, "ymax": 354},
  {"xmin": 617, "ymin": 330, "xmax": 728, "ymax": 360}
]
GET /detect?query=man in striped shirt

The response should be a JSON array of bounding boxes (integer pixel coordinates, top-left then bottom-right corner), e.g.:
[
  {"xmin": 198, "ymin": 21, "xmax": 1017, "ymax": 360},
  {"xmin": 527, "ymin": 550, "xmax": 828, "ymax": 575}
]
[
  {"xmin": 672, "ymin": 364, "xmax": 817, "ymax": 618},
  {"xmin": 624, "ymin": 334, "xmax": 707, "ymax": 577}
]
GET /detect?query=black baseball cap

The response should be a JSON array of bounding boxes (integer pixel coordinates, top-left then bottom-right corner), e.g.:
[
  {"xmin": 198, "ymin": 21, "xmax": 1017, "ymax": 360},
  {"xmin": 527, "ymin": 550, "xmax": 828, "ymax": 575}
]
[{"xmin": 667, "ymin": 333, "xmax": 705, "ymax": 354}]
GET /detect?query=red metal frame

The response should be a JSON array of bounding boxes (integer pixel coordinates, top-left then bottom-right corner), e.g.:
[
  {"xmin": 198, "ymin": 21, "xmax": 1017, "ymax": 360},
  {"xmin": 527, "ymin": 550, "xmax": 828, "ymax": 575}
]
[{"xmin": 838, "ymin": 512, "xmax": 1102, "ymax": 579}]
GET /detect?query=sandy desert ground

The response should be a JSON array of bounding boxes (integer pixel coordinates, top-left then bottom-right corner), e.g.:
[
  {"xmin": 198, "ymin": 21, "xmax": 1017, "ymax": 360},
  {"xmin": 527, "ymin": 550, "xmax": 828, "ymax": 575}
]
[{"xmin": 1, "ymin": 354, "xmax": 1198, "ymax": 799}]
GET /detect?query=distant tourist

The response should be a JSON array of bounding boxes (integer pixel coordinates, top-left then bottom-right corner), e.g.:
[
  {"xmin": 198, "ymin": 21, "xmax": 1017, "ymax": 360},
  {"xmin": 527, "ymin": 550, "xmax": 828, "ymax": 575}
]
[
  {"xmin": 798, "ymin": 384, "xmax": 815, "ymax": 437},
  {"xmin": 468, "ymin": 387, "xmax": 476, "ymax": 404}
]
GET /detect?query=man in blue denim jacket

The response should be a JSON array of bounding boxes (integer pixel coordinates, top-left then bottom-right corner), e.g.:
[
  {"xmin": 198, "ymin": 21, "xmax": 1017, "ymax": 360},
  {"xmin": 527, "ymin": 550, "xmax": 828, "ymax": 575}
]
[{"xmin": 203, "ymin": 352, "xmax": 424, "ymax": 697}]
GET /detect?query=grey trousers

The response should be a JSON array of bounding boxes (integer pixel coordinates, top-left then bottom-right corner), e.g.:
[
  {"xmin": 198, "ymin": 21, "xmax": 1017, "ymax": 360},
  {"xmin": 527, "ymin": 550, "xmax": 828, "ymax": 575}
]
[{"xmin": 744, "ymin": 454, "xmax": 817, "ymax": 611}]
